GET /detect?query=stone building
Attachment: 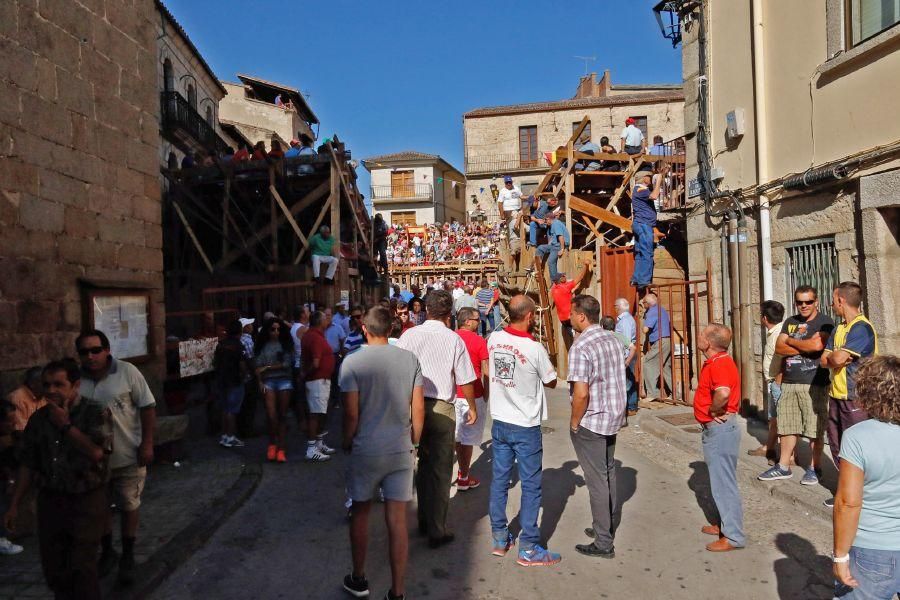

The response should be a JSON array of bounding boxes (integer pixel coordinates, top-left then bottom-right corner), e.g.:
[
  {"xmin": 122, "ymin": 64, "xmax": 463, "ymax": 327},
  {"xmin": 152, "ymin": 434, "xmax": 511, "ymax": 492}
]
[
  {"xmin": 362, "ymin": 151, "xmax": 466, "ymax": 226},
  {"xmin": 219, "ymin": 75, "xmax": 318, "ymax": 148},
  {"xmin": 463, "ymin": 71, "xmax": 684, "ymax": 219},
  {"xmin": 0, "ymin": 0, "xmax": 165, "ymax": 392},
  {"xmin": 664, "ymin": 0, "xmax": 900, "ymax": 411}
]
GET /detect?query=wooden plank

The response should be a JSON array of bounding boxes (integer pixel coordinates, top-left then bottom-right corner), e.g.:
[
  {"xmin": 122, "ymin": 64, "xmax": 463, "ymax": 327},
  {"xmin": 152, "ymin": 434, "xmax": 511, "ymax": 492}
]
[
  {"xmin": 270, "ymin": 185, "xmax": 308, "ymax": 246},
  {"xmin": 326, "ymin": 144, "xmax": 371, "ymax": 254},
  {"xmin": 172, "ymin": 199, "xmax": 213, "ymax": 273},
  {"xmin": 533, "ymin": 255, "xmax": 556, "ymax": 356},
  {"xmin": 294, "ymin": 196, "xmax": 333, "ymax": 264},
  {"xmin": 581, "ymin": 215, "xmax": 603, "ymax": 241},
  {"xmin": 568, "ymin": 195, "xmax": 633, "ymax": 233}
]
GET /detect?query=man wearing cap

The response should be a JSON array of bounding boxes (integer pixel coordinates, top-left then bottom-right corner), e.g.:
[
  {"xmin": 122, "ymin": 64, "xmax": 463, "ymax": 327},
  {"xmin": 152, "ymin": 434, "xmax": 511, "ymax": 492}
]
[
  {"xmin": 535, "ymin": 210, "xmax": 570, "ymax": 284},
  {"xmin": 497, "ymin": 176, "xmax": 523, "ymax": 255},
  {"xmin": 630, "ymin": 168, "xmax": 668, "ymax": 289},
  {"xmin": 620, "ymin": 118, "xmax": 646, "ymax": 155},
  {"xmin": 527, "ymin": 194, "xmax": 559, "ymax": 249}
]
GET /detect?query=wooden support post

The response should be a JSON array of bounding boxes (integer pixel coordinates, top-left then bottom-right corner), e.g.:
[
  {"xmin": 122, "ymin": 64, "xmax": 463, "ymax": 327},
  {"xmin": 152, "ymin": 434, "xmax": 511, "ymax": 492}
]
[
  {"xmin": 564, "ymin": 167, "xmax": 574, "ymax": 277},
  {"xmin": 330, "ymin": 160, "xmax": 341, "ymax": 305},
  {"xmin": 223, "ymin": 178, "xmax": 230, "ymax": 258},
  {"xmin": 294, "ymin": 198, "xmax": 333, "ymax": 265},
  {"xmin": 269, "ymin": 167, "xmax": 278, "ymax": 267},
  {"xmin": 172, "ymin": 199, "xmax": 213, "ymax": 273}
]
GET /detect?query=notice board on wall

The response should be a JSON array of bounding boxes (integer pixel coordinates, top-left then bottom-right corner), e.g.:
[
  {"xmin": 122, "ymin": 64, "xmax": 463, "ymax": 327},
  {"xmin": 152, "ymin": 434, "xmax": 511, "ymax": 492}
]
[{"xmin": 89, "ymin": 292, "xmax": 151, "ymax": 360}]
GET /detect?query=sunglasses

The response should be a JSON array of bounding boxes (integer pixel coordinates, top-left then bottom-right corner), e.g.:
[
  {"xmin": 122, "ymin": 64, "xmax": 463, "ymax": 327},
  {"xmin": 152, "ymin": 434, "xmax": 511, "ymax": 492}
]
[
  {"xmin": 351, "ymin": 314, "xmax": 362, "ymax": 319},
  {"xmin": 77, "ymin": 347, "xmax": 105, "ymax": 356},
  {"xmin": 795, "ymin": 299, "xmax": 816, "ymax": 306},
  {"xmin": 397, "ymin": 310, "xmax": 409, "ymax": 315}
]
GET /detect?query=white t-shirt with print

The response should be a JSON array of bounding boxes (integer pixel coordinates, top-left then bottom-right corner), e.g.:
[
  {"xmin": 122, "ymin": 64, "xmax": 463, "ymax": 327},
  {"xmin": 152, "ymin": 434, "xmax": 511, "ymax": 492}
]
[
  {"xmin": 498, "ymin": 187, "xmax": 523, "ymax": 211},
  {"xmin": 488, "ymin": 328, "xmax": 557, "ymax": 427}
]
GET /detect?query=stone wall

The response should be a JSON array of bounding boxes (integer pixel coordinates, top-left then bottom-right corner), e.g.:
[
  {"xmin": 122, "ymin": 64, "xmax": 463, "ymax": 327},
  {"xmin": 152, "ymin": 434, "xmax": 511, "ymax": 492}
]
[{"xmin": 0, "ymin": 0, "xmax": 165, "ymax": 394}]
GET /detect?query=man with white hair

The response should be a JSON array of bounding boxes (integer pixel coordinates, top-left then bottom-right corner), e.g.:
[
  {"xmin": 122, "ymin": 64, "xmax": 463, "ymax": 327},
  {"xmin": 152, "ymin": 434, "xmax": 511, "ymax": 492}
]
[
  {"xmin": 614, "ymin": 298, "xmax": 639, "ymax": 416},
  {"xmin": 630, "ymin": 167, "xmax": 668, "ymax": 289}
]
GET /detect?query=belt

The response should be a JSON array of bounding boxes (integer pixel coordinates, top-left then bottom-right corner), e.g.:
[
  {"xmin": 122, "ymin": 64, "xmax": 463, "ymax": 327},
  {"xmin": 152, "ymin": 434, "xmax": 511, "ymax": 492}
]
[{"xmin": 700, "ymin": 414, "xmax": 737, "ymax": 429}]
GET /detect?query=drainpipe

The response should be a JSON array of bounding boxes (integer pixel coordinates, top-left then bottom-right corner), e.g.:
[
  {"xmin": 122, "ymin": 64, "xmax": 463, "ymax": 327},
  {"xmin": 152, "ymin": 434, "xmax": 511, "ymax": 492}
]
[
  {"xmin": 752, "ymin": 0, "xmax": 773, "ymax": 300},
  {"xmin": 727, "ymin": 216, "xmax": 741, "ymax": 365},
  {"xmin": 736, "ymin": 215, "xmax": 752, "ymax": 411}
]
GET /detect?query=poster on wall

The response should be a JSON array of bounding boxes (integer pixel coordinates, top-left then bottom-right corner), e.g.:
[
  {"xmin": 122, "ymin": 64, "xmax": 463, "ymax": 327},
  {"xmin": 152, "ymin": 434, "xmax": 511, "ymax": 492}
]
[
  {"xmin": 340, "ymin": 289, "xmax": 350, "ymax": 310},
  {"xmin": 91, "ymin": 294, "xmax": 150, "ymax": 359},
  {"xmin": 177, "ymin": 337, "xmax": 219, "ymax": 378}
]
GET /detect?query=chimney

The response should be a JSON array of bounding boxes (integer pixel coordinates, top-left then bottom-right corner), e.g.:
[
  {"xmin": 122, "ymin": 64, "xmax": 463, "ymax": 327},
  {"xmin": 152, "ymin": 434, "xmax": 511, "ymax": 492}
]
[
  {"xmin": 598, "ymin": 69, "xmax": 611, "ymax": 97},
  {"xmin": 574, "ymin": 72, "xmax": 598, "ymax": 99}
]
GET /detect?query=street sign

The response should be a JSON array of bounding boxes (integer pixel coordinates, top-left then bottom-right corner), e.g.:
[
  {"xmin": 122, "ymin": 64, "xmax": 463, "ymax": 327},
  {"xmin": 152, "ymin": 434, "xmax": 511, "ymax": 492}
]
[{"xmin": 688, "ymin": 177, "xmax": 702, "ymax": 198}]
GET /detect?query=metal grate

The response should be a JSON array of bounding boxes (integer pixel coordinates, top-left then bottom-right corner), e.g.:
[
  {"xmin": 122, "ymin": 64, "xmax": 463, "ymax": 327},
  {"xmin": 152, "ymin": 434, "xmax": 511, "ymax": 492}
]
[{"xmin": 785, "ymin": 237, "xmax": 839, "ymax": 319}]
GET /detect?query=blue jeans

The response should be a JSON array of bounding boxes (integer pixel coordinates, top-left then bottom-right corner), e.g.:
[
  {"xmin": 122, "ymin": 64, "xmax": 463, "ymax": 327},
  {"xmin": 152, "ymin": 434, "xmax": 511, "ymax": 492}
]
[
  {"xmin": 536, "ymin": 244, "xmax": 561, "ymax": 282},
  {"xmin": 490, "ymin": 420, "xmax": 543, "ymax": 550},
  {"xmin": 632, "ymin": 222, "xmax": 654, "ymax": 286},
  {"xmin": 701, "ymin": 419, "xmax": 745, "ymax": 547},
  {"xmin": 529, "ymin": 222, "xmax": 547, "ymax": 247},
  {"xmin": 834, "ymin": 547, "xmax": 900, "ymax": 599},
  {"xmin": 492, "ymin": 305, "xmax": 502, "ymax": 332},
  {"xmin": 480, "ymin": 312, "xmax": 495, "ymax": 337},
  {"xmin": 626, "ymin": 364, "xmax": 638, "ymax": 412}
]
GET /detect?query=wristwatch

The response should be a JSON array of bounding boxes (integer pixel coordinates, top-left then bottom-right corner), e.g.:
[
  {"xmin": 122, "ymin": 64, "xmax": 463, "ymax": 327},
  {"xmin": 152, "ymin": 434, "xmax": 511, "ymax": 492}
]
[{"xmin": 831, "ymin": 552, "xmax": 850, "ymax": 563}]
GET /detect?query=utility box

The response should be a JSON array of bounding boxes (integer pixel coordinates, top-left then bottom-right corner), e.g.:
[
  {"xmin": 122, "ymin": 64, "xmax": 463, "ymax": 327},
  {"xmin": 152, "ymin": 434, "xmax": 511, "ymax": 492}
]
[{"xmin": 726, "ymin": 108, "xmax": 746, "ymax": 138}]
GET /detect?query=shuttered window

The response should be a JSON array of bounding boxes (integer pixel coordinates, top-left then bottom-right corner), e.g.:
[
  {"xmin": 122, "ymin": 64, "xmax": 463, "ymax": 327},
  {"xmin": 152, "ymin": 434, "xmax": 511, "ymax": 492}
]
[
  {"xmin": 391, "ymin": 170, "xmax": 414, "ymax": 198},
  {"xmin": 849, "ymin": 0, "xmax": 900, "ymax": 46},
  {"xmin": 519, "ymin": 126, "xmax": 538, "ymax": 168},
  {"xmin": 391, "ymin": 211, "xmax": 417, "ymax": 227},
  {"xmin": 785, "ymin": 238, "xmax": 839, "ymax": 319}
]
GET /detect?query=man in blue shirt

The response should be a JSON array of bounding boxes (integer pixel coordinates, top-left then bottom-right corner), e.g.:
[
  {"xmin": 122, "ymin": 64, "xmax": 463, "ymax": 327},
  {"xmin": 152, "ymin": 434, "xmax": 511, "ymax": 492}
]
[
  {"xmin": 615, "ymin": 298, "xmax": 640, "ymax": 415},
  {"xmin": 575, "ymin": 140, "xmax": 601, "ymax": 172},
  {"xmin": 647, "ymin": 135, "xmax": 669, "ymax": 157},
  {"xmin": 641, "ymin": 292, "xmax": 673, "ymax": 400},
  {"xmin": 630, "ymin": 167, "xmax": 668, "ymax": 289},
  {"xmin": 527, "ymin": 195, "xmax": 559, "ymax": 249},
  {"xmin": 535, "ymin": 211, "xmax": 570, "ymax": 284}
]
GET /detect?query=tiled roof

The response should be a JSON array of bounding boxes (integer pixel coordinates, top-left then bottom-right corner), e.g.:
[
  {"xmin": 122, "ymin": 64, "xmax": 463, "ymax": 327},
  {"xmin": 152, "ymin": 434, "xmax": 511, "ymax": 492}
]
[
  {"xmin": 363, "ymin": 151, "xmax": 441, "ymax": 163},
  {"xmin": 155, "ymin": 1, "xmax": 227, "ymax": 95},
  {"xmin": 464, "ymin": 89, "xmax": 684, "ymax": 118}
]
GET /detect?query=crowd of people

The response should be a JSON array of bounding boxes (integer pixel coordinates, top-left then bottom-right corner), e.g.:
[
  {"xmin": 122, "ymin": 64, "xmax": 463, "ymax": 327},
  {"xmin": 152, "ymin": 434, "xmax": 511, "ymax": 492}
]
[
  {"xmin": 170, "ymin": 133, "xmax": 318, "ymax": 172},
  {"xmin": 373, "ymin": 218, "xmax": 503, "ymax": 268}
]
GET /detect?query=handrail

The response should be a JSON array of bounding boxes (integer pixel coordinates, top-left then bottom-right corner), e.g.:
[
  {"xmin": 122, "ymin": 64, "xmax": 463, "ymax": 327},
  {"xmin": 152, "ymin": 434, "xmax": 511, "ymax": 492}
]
[
  {"xmin": 160, "ymin": 91, "xmax": 230, "ymax": 154},
  {"xmin": 370, "ymin": 183, "xmax": 433, "ymax": 201}
]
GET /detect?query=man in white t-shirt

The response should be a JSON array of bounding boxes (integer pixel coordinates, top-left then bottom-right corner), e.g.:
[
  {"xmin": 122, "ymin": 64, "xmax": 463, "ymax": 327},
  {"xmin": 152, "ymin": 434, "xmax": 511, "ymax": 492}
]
[
  {"xmin": 497, "ymin": 176, "xmax": 523, "ymax": 255},
  {"xmin": 487, "ymin": 295, "xmax": 562, "ymax": 566},
  {"xmin": 748, "ymin": 300, "xmax": 786, "ymax": 464},
  {"xmin": 619, "ymin": 118, "xmax": 646, "ymax": 155}
]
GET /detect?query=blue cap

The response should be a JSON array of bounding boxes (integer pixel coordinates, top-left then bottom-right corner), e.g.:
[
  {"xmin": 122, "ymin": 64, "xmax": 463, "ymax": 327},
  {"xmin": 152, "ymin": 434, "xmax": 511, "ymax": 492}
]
[{"xmin": 503, "ymin": 176, "xmax": 513, "ymax": 183}]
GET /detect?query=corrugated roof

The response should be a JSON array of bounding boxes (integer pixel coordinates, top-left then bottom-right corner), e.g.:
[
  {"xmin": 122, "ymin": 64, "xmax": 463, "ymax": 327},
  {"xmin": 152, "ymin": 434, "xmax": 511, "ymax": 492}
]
[
  {"xmin": 464, "ymin": 89, "xmax": 684, "ymax": 118},
  {"xmin": 155, "ymin": 1, "xmax": 227, "ymax": 96}
]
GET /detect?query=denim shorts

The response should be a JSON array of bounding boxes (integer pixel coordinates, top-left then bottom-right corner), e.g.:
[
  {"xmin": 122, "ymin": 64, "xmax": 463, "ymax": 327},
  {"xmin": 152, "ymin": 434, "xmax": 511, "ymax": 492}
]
[
  {"xmin": 218, "ymin": 385, "xmax": 245, "ymax": 415},
  {"xmin": 767, "ymin": 381, "xmax": 782, "ymax": 420},
  {"xmin": 263, "ymin": 377, "xmax": 294, "ymax": 393},
  {"xmin": 834, "ymin": 546, "xmax": 900, "ymax": 599}
]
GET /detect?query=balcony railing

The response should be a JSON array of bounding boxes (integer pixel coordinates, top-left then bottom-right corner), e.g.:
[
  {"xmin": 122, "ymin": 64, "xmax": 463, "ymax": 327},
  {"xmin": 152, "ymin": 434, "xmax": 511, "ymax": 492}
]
[
  {"xmin": 465, "ymin": 152, "xmax": 551, "ymax": 175},
  {"xmin": 659, "ymin": 135, "xmax": 688, "ymax": 210},
  {"xmin": 160, "ymin": 91, "xmax": 230, "ymax": 154},
  {"xmin": 370, "ymin": 183, "xmax": 433, "ymax": 203}
]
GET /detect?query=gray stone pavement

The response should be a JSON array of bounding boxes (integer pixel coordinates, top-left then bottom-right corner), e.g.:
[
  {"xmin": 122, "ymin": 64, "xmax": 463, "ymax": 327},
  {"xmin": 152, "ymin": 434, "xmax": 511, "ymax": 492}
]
[
  {"xmin": 152, "ymin": 389, "xmax": 837, "ymax": 600},
  {"xmin": 0, "ymin": 424, "xmax": 250, "ymax": 600}
]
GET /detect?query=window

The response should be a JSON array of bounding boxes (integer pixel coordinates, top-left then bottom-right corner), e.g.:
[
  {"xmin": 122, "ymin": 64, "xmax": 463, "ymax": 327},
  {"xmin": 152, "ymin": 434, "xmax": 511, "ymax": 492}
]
[
  {"xmin": 454, "ymin": 183, "xmax": 461, "ymax": 200},
  {"xmin": 391, "ymin": 211, "xmax": 417, "ymax": 227},
  {"xmin": 519, "ymin": 125, "xmax": 538, "ymax": 168},
  {"xmin": 573, "ymin": 121, "xmax": 591, "ymax": 145},
  {"xmin": 205, "ymin": 106, "xmax": 213, "ymax": 126},
  {"xmin": 629, "ymin": 116, "xmax": 648, "ymax": 142},
  {"xmin": 187, "ymin": 84, "xmax": 197, "ymax": 110},
  {"xmin": 391, "ymin": 170, "xmax": 414, "ymax": 197},
  {"xmin": 520, "ymin": 181, "xmax": 539, "ymax": 197},
  {"xmin": 163, "ymin": 59, "xmax": 174, "ymax": 92},
  {"xmin": 848, "ymin": 0, "xmax": 900, "ymax": 46},
  {"xmin": 785, "ymin": 237, "xmax": 839, "ymax": 319}
]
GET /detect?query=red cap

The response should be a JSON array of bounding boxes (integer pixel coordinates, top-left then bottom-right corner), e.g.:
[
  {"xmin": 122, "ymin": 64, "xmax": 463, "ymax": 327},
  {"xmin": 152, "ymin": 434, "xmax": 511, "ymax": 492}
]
[{"xmin": 626, "ymin": 117, "xmax": 636, "ymax": 125}]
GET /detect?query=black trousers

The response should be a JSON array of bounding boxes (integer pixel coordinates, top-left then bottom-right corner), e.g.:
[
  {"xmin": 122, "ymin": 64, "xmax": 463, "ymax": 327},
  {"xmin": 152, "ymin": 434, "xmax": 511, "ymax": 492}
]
[
  {"xmin": 37, "ymin": 487, "xmax": 108, "ymax": 600},
  {"xmin": 570, "ymin": 428, "xmax": 619, "ymax": 551}
]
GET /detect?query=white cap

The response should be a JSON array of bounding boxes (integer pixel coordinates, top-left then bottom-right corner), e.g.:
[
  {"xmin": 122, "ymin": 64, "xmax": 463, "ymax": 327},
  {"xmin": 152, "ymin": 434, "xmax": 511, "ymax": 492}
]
[{"xmin": 239, "ymin": 318, "xmax": 255, "ymax": 328}]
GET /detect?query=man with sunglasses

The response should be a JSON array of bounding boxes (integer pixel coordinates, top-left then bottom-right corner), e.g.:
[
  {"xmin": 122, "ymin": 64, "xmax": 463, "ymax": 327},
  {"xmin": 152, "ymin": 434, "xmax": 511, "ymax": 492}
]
[
  {"xmin": 758, "ymin": 286, "xmax": 834, "ymax": 486},
  {"xmin": 453, "ymin": 307, "xmax": 490, "ymax": 491},
  {"xmin": 76, "ymin": 329, "xmax": 156, "ymax": 586}
]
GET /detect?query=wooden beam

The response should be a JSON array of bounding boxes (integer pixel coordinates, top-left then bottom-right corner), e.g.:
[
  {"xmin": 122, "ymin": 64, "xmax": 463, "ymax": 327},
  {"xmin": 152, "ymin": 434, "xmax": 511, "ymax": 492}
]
[
  {"xmin": 172, "ymin": 199, "xmax": 213, "ymax": 273},
  {"xmin": 569, "ymin": 195, "xmax": 633, "ymax": 233},
  {"xmin": 326, "ymin": 144, "xmax": 371, "ymax": 255},
  {"xmin": 581, "ymin": 215, "xmax": 603, "ymax": 241},
  {"xmin": 270, "ymin": 185, "xmax": 308, "ymax": 246},
  {"xmin": 217, "ymin": 179, "xmax": 329, "ymax": 269},
  {"xmin": 293, "ymin": 197, "xmax": 333, "ymax": 265}
]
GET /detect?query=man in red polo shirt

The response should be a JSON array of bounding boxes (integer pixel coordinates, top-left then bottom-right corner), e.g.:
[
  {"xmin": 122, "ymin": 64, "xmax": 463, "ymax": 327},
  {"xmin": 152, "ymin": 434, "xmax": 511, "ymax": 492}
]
[
  {"xmin": 454, "ymin": 307, "xmax": 490, "ymax": 490},
  {"xmin": 694, "ymin": 323, "xmax": 744, "ymax": 552},
  {"xmin": 550, "ymin": 258, "xmax": 591, "ymax": 344},
  {"xmin": 301, "ymin": 310, "xmax": 336, "ymax": 462}
]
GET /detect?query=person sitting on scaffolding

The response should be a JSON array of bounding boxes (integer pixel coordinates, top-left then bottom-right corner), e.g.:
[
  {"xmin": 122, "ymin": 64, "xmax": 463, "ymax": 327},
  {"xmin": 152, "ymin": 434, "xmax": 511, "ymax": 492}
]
[
  {"xmin": 309, "ymin": 225, "xmax": 339, "ymax": 286},
  {"xmin": 534, "ymin": 210, "xmax": 569, "ymax": 285},
  {"xmin": 526, "ymin": 194, "xmax": 560, "ymax": 250}
]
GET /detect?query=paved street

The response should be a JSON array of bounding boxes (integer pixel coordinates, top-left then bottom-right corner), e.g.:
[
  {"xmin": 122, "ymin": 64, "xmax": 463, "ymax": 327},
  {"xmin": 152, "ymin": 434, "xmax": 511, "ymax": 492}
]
[{"xmin": 153, "ymin": 389, "xmax": 835, "ymax": 600}]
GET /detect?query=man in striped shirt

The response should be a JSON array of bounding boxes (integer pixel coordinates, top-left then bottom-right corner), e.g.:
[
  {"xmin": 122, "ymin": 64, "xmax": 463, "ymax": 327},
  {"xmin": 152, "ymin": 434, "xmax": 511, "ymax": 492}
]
[
  {"xmin": 475, "ymin": 279, "xmax": 496, "ymax": 337},
  {"xmin": 567, "ymin": 295, "xmax": 626, "ymax": 559},
  {"xmin": 397, "ymin": 290, "xmax": 476, "ymax": 548}
]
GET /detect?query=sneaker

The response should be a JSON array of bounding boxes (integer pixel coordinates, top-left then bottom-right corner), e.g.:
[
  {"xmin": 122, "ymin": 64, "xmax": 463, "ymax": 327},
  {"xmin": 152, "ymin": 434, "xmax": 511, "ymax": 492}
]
[
  {"xmin": 456, "ymin": 476, "xmax": 481, "ymax": 491},
  {"xmin": 0, "ymin": 537, "xmax": 23, "ymax": 555},
  {"xmin": 757, "ymin": 465, "xmax": 793, "ymax": 481},
  {"xmin": 824, "ymin": 497, "xmax": 835, "ymax": 508},
  {"xmin": 342, "ymin": 573, "xmax": 369, "ymax": 598},
  {"xmin": 305, "ymin": 447, "xmax": 331, "ymax": 462},
  {"xmin": 276, "ymin": 449, "xmax": 287, "ymax": 463},
  {"xmin": 266, "ymin": 444, "xmax": 277, "ymax": 461},
  {"xmin": 219, "ymin": 434, "xmax": 233, "ymax": 448},
  {"xmin": 516, "ymin": 545, "xmax": 562, "ymax": 567},
  {"xmin": 228, "ymin": 436, "xmax": 245, "ymax": 448},
  {"xmin": 318, "ymin": 440, "xmax": 337, "ymax": 455},
  {"xmin": 491, "ymin": 533, "xmax": 516, "ymax": 557},
  {"xmin": 800, "ymin": 467, "xmax": 819, "ymax": 486}
]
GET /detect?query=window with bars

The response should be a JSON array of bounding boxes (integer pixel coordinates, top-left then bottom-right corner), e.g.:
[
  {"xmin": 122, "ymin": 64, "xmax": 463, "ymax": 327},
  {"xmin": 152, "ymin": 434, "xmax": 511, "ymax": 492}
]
[
  {"xmin": 785, "ymin": 238, "xmax": 839, "ymax": 319},
  {"xmin": 519, "ymin": 125, "xmax": 538, "ymax": 168},
  {"xmin": 573, "ymin": 121, "xmax": 591, "ymax": 145},
  {"xmin": 847, "ymin": 0, "xmax": 900, "ymax": 46}
]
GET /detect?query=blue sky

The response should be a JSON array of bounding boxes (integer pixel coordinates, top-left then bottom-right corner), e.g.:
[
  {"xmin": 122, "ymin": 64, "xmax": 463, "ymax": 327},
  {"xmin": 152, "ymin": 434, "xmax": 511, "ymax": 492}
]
[{"xmin": 165, "ymin": 0, "xmax": 682, "ymax": 200}]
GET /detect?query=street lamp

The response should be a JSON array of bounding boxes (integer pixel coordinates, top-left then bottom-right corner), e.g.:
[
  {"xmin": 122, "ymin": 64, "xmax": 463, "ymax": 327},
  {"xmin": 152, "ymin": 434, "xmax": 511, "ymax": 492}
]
[
  {"xmin": 489, "ymin": 183, "xmax": 499, "ymax": 202},
  {"xmin": 652, "ymin": 0, "xmax": 687, "ymax": 47}
]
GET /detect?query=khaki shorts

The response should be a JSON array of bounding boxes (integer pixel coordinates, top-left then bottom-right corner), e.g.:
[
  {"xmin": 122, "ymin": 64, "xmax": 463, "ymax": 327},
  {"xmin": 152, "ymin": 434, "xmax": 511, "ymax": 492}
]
[
  {"xmin": 347, "ymin": 451, "xmax": 414, "ymax": 502},
  {"xmin": 109, "ymin": 464, "xmax": 147, "ymax": 512},
  {"xmin": 776, "ymin": 383, "xmax": 828, "ymax": 439},
  {"xmin": 305, "ymin": 379, "xmax": 331, "ymax": 414}
]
